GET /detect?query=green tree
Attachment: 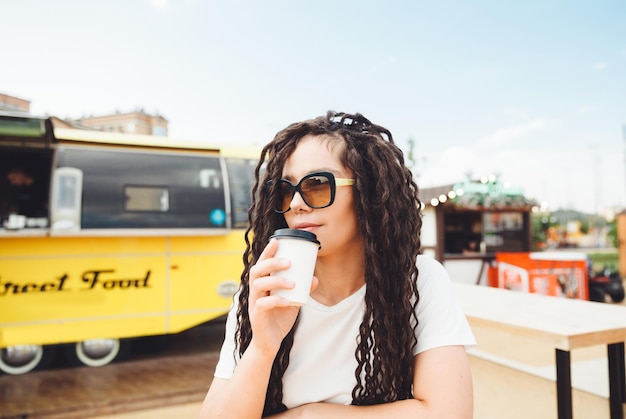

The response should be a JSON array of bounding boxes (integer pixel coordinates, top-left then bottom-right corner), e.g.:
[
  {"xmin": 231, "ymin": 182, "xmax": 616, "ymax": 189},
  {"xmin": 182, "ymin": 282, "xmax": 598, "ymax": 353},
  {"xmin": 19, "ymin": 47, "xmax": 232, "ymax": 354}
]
[
  {"xmin": 607, "ymin": 219, "xmax": 618, "ymax": 247},
  {"xmin": 531, "ymin": 212, "xmax": 558, "ymax": 250}
]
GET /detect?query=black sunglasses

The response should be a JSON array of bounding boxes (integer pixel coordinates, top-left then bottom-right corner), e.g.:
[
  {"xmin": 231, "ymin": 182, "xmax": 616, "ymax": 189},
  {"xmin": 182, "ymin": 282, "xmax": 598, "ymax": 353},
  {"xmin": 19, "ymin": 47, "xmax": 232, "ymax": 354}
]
[{"xmin": 268, "ymin": 171, "xmax": 354, "ymax": 214}]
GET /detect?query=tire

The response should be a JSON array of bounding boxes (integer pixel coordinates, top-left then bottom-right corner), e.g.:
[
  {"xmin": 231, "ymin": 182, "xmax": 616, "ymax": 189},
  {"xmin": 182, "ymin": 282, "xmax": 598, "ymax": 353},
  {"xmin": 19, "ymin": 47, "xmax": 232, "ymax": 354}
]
[
  {"xmin": 588, "ymin": 286, "xmax": 607, "ymax": 303},
  {"xmin": 0, "ymin": 344, "xmax": 57, "ymax": 375},
  {"xmin": 64, "ymin": 338, "xmax": 130, "ymax": 368},
  {"xmin": 609, "ymin": 285, "xmax": 625, "ymax": 303}
]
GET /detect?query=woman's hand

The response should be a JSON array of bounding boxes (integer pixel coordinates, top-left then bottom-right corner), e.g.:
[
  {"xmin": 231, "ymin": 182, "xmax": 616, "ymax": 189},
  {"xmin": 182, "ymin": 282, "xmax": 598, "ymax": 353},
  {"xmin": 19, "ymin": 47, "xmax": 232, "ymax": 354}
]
[
  {"xmin": 201, "ymin": 240, "xmax": 320, "ymax": 419},
  {"xmin": 247, "ymin": 239, "xmax": 318, "ymax": 356}
]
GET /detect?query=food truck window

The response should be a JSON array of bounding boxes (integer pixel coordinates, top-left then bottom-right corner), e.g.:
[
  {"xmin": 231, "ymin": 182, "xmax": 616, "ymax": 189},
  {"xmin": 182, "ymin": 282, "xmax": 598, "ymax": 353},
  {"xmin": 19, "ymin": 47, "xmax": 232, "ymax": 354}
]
[
  {"xmin": 0, "ymin": 149, "xmax": 52, "ymax": 225},
  {"xmin": 443, "ymin": 211, "xmax": 483, "ymax": 254},
  {"xmin": 224, "ymin": 157, "xmax": 257, "ymax": 229},
  {"xmin": 443, "ymin": 210, "xmax": 528, "ymax": 254},
  {"xmin": 124, "ymin": 186, "xmax": 169, "ymax": 212},
  {"xmin": 483, "ymin": 211, "xmax": 526, "ymax": 252},
  {"xmin": 56, "ymin": 147, "xmax": 227, "ymax": 229}
]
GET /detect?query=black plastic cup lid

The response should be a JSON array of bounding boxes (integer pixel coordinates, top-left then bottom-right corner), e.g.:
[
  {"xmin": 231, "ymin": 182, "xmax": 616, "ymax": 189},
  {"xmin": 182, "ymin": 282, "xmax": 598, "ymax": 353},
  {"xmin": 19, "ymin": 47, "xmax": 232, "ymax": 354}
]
[{"xmin": 271, "ymin": 228, "xmax": 320, "ymax": 245}]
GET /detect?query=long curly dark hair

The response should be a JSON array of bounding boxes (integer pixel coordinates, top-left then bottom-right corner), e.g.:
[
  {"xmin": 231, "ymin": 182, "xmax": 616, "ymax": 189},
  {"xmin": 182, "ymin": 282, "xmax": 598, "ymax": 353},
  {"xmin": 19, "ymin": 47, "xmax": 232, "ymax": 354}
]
[{"xmin": 234, "ymin": 111, "xmax": 422, "ymax": 416}]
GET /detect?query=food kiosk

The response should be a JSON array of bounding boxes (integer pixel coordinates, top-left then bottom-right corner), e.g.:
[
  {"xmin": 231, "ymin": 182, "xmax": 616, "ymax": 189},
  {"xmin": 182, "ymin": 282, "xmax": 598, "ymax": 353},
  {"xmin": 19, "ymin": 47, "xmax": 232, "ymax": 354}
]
[{"xmin": 420, "ymin": 175, "xmax": 592, "ymax": 300}]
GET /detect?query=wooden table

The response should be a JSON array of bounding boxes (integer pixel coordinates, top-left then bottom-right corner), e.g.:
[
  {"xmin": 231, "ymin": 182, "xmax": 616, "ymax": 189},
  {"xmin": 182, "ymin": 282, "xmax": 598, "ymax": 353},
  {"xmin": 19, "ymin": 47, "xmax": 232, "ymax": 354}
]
[{"xmin": 453, "ymin": 283, "xmax": 626, "ymax": 419}]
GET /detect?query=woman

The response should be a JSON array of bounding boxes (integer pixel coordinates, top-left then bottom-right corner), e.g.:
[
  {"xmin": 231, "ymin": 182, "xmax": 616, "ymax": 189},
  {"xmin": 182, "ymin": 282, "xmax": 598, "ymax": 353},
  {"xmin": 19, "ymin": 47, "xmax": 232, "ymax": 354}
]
[{"xmin": 201, "ymin": 111, "xmax": 476, "ymax": 418}]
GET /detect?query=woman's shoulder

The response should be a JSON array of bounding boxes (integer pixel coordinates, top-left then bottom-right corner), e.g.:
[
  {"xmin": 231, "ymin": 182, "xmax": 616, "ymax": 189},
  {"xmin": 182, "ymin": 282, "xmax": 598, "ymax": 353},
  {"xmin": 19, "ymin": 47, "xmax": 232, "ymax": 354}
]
[
  {"xmin": 416, "ymin": 254, "xmax": 448, "ymax": 276},
  {"xmin": 415, "ymin": 255, "xmax": 454, "ymax": 292}
]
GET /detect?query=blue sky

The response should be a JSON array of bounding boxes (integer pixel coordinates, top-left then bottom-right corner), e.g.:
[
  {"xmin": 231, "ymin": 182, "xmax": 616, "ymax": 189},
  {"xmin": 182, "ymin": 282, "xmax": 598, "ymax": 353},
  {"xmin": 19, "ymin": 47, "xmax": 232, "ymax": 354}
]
[{"xmin": 1, "ymin": 0, "xmax": 625, "ymax": 214}]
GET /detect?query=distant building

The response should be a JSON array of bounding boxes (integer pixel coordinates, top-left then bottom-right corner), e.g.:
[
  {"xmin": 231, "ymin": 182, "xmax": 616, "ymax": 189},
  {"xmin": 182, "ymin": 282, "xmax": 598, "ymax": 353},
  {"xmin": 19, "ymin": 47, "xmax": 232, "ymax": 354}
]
[
  {"xmin": 419, "ymin": 175, "xmax": 535, "ymax": 256},
  {"xmin": 0, "ymin": 93, "xmax": 30, "ymax": 113},
  {"xmin": 419, "ymin": 175, "xmax": 536, "ymax": 286},
  {"xmin": 72, "ymin": 110, "xmax": 168, "ymax": 136},
  {"xmin": 0, "ymin": 92, "xmax": 168, "ymax": 137}
]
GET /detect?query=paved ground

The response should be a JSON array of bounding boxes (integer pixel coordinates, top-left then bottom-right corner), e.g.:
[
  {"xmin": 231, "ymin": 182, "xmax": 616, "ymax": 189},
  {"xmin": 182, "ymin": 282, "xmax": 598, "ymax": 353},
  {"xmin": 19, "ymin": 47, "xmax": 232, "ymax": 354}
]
[{"xmin": 0, "ymin": 320, "xmax": 225, "ymax": 418}]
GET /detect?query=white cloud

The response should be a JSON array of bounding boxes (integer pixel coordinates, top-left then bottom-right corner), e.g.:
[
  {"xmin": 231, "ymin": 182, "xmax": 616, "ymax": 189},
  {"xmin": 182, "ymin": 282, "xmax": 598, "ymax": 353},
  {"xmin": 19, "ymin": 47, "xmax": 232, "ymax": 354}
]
[
  {"xmin": 417, "ymin": 139, "xmax": 625, "ymax": 213},
  {"xmin": 593, "ymin": 62, "xmax": 609, "ymax": 71},
  {"xmin": 149, "ymin": 0, "xmax": 169, "ymax": 11},
  {"xmin": 577, "ymin": 105, "xmax": 593, "ymax": 115},
  {"xmin": 476, "ymin": 119, "xmax": 547, "ymax": 147},
  {"xmin": 417, "ymin": 146, "xmax": 476, "ymax": 186}
]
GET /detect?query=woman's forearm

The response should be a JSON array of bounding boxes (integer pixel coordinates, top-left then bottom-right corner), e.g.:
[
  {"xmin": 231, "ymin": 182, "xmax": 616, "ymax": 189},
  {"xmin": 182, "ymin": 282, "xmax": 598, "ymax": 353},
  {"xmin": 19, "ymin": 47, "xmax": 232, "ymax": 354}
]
[
  {"xmin": 200, "ymin": 341, "xmax": 277, "ymax": 419},
  {"xmin": 270, "ymin": 397, "xmax": 471, "ymax": 419},
  {"xmin": 268, "ymin": 399, "xmax": 425, "ymax": 419}
]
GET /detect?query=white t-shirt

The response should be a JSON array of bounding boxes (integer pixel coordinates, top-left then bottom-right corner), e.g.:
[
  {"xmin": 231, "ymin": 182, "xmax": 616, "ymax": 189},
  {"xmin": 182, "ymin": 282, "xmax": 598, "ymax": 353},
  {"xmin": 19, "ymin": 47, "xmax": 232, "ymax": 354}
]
[{"xmin": 214, "ymin": 255, "xmax": 476, "ymax": 409}]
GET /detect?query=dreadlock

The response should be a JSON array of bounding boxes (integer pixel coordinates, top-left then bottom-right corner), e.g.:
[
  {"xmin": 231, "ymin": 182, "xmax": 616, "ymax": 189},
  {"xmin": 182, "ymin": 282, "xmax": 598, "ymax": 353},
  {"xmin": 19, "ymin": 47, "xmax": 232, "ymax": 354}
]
[{"xmin": 234, "ymin": 111, "xmax": 422, "ymax": 415}]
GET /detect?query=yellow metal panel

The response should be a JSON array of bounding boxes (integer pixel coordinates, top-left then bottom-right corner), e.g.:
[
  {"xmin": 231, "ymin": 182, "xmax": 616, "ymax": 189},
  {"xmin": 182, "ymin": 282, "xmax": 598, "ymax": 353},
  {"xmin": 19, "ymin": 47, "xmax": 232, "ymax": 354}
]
[
  {"xmin": 1, "ymin": 317, "xmax": 166, "ymax": 346},
  {"xmin": 1, "ymin": 256, "xmax": 167, "ymax": 321},
  {"xmin": 54, "ymin": 127, "xmax": 223, "ymax": 153},
  {"xmin": 169, "ymin": 253, "xmax": 241, "ymax": 311},
  {"xmin": 169, "ymin": 232, "xmax": 247, "ymax": 253},
  {"xmin": 0, "ymin": 233, "xmax": 246, "ymax": 348},
  {"xmin": 1, "ymin": 236, "xmax": 166, "ymax": 257},
  {"xmin": 168, "ymin": 233, "xmax": 245, "ymax": 318}
]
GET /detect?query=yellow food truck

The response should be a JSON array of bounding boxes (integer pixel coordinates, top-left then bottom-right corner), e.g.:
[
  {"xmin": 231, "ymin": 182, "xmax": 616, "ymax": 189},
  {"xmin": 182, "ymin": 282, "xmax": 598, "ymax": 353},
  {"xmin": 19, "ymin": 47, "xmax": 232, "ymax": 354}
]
[{"xmin": 0, "ymin": 113, "xmax": 258, "ymax": 374}]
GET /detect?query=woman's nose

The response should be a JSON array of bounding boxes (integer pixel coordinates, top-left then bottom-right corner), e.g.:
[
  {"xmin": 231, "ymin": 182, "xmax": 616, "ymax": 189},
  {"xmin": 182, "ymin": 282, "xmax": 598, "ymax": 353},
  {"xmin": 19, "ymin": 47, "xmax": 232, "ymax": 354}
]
[{"xmin": 289, "ymin": 190, "xmax": 311, "ymax": 212}]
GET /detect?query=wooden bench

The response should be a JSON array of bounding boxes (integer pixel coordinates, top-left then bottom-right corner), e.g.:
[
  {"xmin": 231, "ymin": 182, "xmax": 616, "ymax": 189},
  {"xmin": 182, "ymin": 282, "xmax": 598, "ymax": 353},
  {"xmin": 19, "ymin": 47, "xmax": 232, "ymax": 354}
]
[{"xmin": 453, "ymin": 282, "xmax": 626, "ymax": 419}]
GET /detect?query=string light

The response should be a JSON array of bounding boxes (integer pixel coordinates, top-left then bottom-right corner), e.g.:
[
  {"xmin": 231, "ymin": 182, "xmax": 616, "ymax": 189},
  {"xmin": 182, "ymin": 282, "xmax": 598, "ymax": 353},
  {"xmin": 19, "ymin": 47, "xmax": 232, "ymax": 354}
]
[{"xmin": 424, "ymin": 174, "xmax": 535, "ymax": 208}]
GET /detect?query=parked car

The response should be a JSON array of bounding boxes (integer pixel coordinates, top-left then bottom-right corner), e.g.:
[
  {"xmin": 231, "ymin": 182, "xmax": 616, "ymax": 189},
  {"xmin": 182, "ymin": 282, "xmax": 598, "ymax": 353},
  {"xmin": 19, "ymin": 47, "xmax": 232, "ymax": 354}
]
[{"xmin": 587, "ymin": 260, "xmax": 625, "ymax": 303}]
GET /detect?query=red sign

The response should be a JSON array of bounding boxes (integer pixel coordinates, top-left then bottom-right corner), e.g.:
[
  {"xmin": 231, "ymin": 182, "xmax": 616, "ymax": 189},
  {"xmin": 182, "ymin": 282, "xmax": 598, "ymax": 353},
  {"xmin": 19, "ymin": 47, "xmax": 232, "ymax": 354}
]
[{"xmin": 493, "ymin": 252, "xmax": 588, "ymax": 300}]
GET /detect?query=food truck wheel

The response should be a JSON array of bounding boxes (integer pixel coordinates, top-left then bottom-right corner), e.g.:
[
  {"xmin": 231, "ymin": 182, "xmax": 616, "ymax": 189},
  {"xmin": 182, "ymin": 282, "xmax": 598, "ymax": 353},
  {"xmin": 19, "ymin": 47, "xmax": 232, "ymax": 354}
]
[
  {"xmin": 0, "ymin": 344, "xmax": 56, "ymax": 375},
  {"xmin": 67, "ymin": 338, "xmax": 127, "ymax": 367}
]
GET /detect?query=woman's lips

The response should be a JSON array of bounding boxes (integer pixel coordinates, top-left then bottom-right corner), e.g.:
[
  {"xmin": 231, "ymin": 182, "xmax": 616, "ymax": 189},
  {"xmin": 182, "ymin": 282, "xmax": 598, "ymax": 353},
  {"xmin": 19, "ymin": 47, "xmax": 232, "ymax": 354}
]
[{"xmin": 294, "ymin": 222, "xmax": 319, "ymax": 231}]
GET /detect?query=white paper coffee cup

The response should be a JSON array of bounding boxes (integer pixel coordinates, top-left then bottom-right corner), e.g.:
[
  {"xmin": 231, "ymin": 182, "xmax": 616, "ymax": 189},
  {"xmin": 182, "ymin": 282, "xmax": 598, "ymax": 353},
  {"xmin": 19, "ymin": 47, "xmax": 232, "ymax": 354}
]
[{"xmin": 269, "ymin": 228, "xmax": 320, "ymax": 306}]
